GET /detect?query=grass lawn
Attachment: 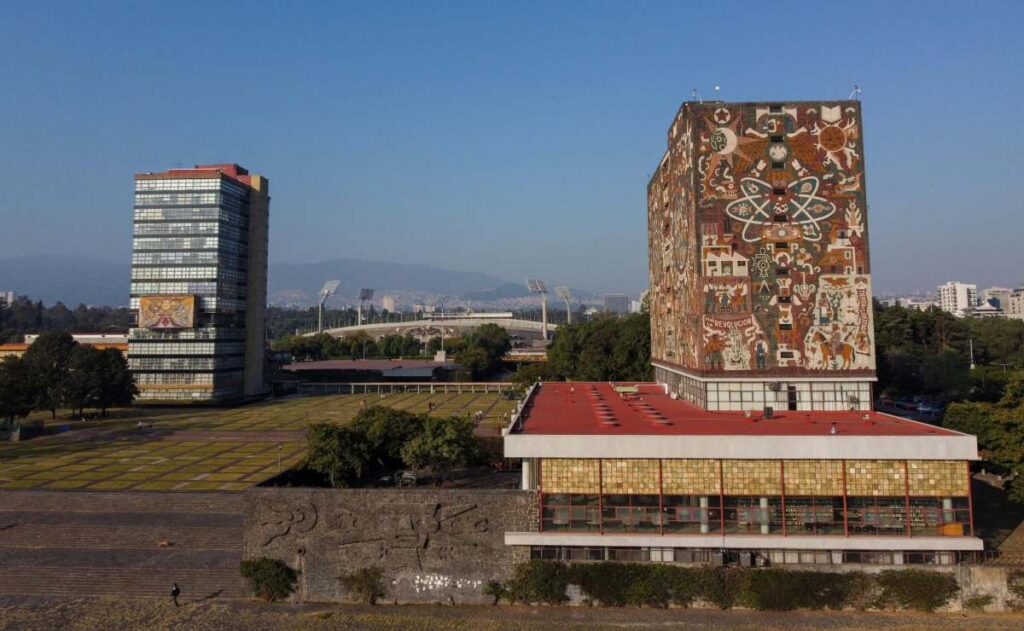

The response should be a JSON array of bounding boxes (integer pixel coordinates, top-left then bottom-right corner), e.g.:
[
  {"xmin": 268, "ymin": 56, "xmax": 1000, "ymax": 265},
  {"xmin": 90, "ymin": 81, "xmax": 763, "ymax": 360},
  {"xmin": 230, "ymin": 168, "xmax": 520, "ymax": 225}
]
[{"xmin": 0, "ymin": 392, "xmax": 515, "ymax": 492}]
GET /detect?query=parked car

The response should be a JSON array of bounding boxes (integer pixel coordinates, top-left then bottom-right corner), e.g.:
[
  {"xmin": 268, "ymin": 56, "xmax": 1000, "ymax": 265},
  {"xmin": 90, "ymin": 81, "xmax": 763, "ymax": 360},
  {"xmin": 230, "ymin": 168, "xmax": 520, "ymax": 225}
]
[{"xmin": 917, "ymin": 403, "xmax": 940, "ymax": 415}]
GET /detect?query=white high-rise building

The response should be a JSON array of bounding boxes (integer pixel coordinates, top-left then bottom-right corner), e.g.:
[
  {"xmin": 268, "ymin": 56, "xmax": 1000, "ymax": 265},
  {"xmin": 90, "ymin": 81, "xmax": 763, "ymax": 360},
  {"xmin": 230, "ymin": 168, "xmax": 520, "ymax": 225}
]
[
  {"xmin": 381, "ymin": 295, "xmax": 397, "ymax": 313},
  {"xmin": 981, "ymin": 287, "xmax": 1013, "ymax": 311},
  {"xmin": 1008, "ymin": 289, "xmax": 1024, "ymax": 321},
  {"xmin": 937, "ymin": 282, "xmax": 978, "ymax": 317}
]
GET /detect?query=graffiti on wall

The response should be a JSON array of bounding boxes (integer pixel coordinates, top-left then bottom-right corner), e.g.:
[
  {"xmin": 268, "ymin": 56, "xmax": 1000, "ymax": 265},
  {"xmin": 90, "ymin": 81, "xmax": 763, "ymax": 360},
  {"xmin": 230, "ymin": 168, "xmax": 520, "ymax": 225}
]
[{"xmin": 648, "ymin": 101, "xmax": 874, "ymax": 374}]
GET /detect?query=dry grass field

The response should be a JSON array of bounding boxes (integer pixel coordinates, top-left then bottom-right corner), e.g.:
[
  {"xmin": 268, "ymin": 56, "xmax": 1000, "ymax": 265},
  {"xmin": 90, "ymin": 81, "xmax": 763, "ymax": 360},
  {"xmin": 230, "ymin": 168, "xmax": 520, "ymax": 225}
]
[{"xmin": 0, "ymin": 392, "xmax": 516, "ymax": 492}]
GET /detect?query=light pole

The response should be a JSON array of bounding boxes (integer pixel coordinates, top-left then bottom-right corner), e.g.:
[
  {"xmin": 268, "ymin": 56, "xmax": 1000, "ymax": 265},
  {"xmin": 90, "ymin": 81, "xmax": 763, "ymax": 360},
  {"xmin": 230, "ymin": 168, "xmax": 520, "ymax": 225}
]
[
  {"xmin": 555, "ymin": 286, "xmax": 572, "ymax": 325},
  {"xmin": 318, "ymin": 280, "xmax": 341, "ymax": 334},
  {"xmin": 527, "ymin": 279, "xmax": 549, "ymax": 340},
  {"xmin": 357, "ymin": 288, "xmax": 374, "ymax": 326}
]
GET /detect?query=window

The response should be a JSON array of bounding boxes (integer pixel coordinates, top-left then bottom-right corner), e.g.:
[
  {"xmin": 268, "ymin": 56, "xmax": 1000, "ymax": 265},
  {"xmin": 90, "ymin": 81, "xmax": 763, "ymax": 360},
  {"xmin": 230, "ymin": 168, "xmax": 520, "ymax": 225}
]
[
  {"xmin": 663, "ymin": 495, "xmax": 721, "ymax": 533},
  {"xmin": 778, "ymin": 295, "xmax": 792, "ymax": 303},
  {"xmin": 772, "ymin": 161, "xmax": 785, "ymax": 169},
  {"xmin": 783, "ymin": 497, "xmax": 844, "ymax": 535},
  {"xmin": 723, "ymin": 496, "xmax": 782, "ymax": 534},
  {"xmin": 770, "ymin": 135, "xmax": 784, "ymax": 143},
  {"xmin": 775, "ymin": 242, "xmax": 790, "ymax": 250},
  {"xmin": 772, "ymin": 187, "xmax": 787, "ymax": 196},
  {"xmin": 780, "ymin": 351, "xmax": 794, "ymax": 359},
  {"xmin": 846, "ymin": 497, "xmax": 907, "ymax": 536},
  {"xmin": 779, "ymin": 323, "xmax": 793, "ymax": 331},
  {"xmin": 770, "ymin": 105, "xmax": 782, "ymax": 113},
  {"xmin": 776, "ymin": 267, "xmax": 789, "ymax": 276},
  {"xmin": 602, "ymin": 495, "xmax": 661, "ymax": 533},
  {"xmin": 773, "ymin": 214, "xmax": 788, "ymax": 222},
  {"xmin": 541, "ymin": 494, "xmax": 600, "ymax": 533}
]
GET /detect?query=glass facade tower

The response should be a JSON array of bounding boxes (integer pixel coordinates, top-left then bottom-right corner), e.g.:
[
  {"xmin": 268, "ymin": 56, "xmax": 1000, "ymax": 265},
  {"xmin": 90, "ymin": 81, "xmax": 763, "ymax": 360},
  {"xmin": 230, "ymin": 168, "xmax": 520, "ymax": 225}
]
[{"xmin": 128, "ymin": 164, "xmax": 269, "ymax": 403}]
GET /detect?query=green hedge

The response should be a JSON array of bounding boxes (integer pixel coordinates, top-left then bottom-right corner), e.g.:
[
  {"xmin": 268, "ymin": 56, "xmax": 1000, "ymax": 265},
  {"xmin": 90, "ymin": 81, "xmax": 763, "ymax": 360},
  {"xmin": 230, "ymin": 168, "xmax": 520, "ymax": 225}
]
[
  {"xmin": 491, "ymin": 561, "xmax": 960, "ymax": 611},
  {"xmin": 240, "ymin": 558, "xmax": 298, "ymax": 601}
]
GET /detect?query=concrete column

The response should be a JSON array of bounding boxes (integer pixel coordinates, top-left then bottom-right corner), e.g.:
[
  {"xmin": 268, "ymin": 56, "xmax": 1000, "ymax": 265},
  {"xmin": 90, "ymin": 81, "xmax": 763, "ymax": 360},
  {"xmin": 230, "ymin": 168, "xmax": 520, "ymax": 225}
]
[
  {"xmin": 521, "ymin": 458, "xmax": 533, "ymax": 490},
  {"xmin": 700, "ymin": 496, "xmax": 710, "ymax": 534},
  {"xmin": 760, "ymin": 497, "xmax": 770, "ymax": 534},
  {"xmin": 942, "ymin": 497, "xmax": 955, "ymax": 526}
]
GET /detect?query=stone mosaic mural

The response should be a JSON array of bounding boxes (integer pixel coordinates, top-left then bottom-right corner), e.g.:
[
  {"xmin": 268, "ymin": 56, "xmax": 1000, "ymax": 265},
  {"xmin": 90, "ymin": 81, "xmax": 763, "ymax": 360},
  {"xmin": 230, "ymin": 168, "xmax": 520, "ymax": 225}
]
[{"xmin": 648, "ymin": 101, "xmax": 875, "ymax": 377}]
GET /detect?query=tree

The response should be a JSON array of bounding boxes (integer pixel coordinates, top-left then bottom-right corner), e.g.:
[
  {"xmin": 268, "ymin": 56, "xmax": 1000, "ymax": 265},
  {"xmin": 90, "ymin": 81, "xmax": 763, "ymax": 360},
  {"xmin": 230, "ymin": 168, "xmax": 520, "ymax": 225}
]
[
  {"xmin": 400, "ymin": 415, "xmax": 477, "ymax": 485},
  {"xmin": 21, "ymin": 331, "xmax": 76, "ymax": 419},
  {"xmin": 64, "ymin": 345, "xmax": 102, "ymax": 418},
  {"xmin": 547, "ymin": 313, "xmax": 651, "ymax": 382},
  {"xmin": 0, "ymin": 356, "xmax": 33, "ymax": 424},
  {"xmin": 457, "ymin": 347, "xmax": 491, "ymax": 380},
  {"xmin": 306, "ymin": 424, "xmax": 372, "ymax": 488},
  {"xmin": 93, "ymin": 348, "xmax": 137, "ymax": 416},
  {"xmin": 350, "ymin": 406, "xmax": 424, "ymax": 468}
]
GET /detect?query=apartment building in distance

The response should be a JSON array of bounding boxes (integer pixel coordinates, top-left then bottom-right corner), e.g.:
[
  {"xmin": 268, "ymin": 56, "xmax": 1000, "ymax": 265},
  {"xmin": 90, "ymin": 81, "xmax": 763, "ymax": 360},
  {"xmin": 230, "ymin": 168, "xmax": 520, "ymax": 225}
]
[
  {"xmin": 127, "ymin": 164, "xmax": 269, "ymax": 403},
  {"xmin": 647, "ymin": 100, "xmax": 875, "ymax": 411},
  {"xmin": 937, "ymin": 282, "xmax": 977, "ymax": 317}
]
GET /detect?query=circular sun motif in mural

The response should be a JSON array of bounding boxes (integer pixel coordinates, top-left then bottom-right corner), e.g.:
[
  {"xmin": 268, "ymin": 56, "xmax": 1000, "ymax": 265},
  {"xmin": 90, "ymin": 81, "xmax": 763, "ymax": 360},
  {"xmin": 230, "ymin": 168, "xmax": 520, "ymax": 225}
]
[
  {"xmin": 817, "ymin": 125, "xmax": 847, "ymax": 153},
  {"xmin": 709, "ymin": 128, "xmax": 738, "ymax": 154},
  {"xmin": 768, "ymin": 143, "xmax": 788, "ymax": 161}
]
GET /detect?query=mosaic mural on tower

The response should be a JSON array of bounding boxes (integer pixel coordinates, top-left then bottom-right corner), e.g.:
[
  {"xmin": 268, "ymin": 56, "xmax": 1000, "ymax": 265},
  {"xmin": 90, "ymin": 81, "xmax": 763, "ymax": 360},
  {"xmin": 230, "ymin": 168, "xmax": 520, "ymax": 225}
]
[{"xmin": 648, "ymin": 101, "xmax": 875, "ymax": 376}]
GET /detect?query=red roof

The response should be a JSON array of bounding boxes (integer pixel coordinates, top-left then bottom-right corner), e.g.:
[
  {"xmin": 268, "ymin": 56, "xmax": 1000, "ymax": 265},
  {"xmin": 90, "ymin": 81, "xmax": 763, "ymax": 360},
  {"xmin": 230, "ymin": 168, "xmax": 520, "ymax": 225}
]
[{"xmin": 517, "ymin": 382, "xmax": 959, "ymax": 437}]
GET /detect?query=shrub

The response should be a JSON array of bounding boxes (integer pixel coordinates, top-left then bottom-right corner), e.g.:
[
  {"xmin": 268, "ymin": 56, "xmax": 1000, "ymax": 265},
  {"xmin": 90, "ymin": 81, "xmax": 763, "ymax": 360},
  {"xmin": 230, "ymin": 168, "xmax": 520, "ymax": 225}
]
[
  {"xmin": 840, "ymin": 571, "xmax": 879, "ymax": 611},
  {"xmin": 505, "ymin": 561, "xmax": 569, "ymax": 604},
  {"xmin": 1006, "ymin": 570, "xmax": 1024, "ymax": 610},
  {"xmin": 239, "ymin": 558, "xmax": 298, "ymax": 601},
  {"xmin": 964, "ymin": 594, "xmax": 994, "ymax": 611},
  {"xmin": 875, "ymin": 569, "xmax": 958, "ymax": 612},
  {"xmin": 665, "ymin": 567, "xmax": 703, "ymax": 608},
  {"xmin": 483, "ymin": 580, "xmax": 509, "ymax": 605},
  {"xmin": 697, "ymin": 567, "xmax": 742, "ymax": 609},
  {"xmin": 568, "ymin": 563, "xmax": 671, "ymax": 607},
  {"xmin": 738, "ymin": 569, "xmax": 856, "ymax": 611},
  {"xmin": 339, "ymin": 566, "xmax": 386, "ymax": 604}
]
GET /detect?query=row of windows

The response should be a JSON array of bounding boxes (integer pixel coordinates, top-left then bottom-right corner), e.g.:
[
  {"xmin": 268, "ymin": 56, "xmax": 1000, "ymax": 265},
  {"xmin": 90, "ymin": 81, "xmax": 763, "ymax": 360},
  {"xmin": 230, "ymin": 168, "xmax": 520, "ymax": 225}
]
[
  {"xmin": 128, "ymin": 356, "xmax": 244, "ymax": 371},
  {"xmin": 541, "ymin": 494, "xmax": 971, "ymax": 537},
  {"xmin": 134, "ymin": 208, "xmax": 248, "ymax": 225},
  {"xmin": 135, "ymin": 371, "xmax": 244, "ymax": 386},
  {"xmin": 130, "ymin": 267, "xmax": 246, "ymax": 283},
  {"xmin": 134, "ymin": 222, "xmax": 245, "ymax": 238},
  {"xmin": 128, "ymin": 342, "xmax": 245, "ymax": 356},
  {"xmin": 529, "ymin": 546, "xmax": 961, "ymax": 567},
  {"xmin": 130, "ymin": 281, "xmax": 245, "ymax": 297},
  {"xmin": 135, "ymin": 179, "xmax": 221, "ymax": 191},
  {"xmin": 704, "ymin": 382, "xmax": 871, "ymax": 393},
  {"xmin": 135, "ymin": 193, "xmax": 220, "ymax": 206},
  {"xmin": 129, "ymin": 327, "xmax": 243, "ymax": 341},
  {"xmin": 132, "ymin": 236, "xmax": 248, "ymax": 252},
  {"xmin": 131, "ymin": 252, "xmax": 245, "ymax": 267}
]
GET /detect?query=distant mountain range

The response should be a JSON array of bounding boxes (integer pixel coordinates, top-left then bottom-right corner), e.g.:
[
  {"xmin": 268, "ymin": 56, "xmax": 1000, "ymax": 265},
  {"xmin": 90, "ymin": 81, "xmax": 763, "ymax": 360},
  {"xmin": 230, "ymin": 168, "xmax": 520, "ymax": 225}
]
[{"xmin": 0, "ymin": 254, "xmax": 580, "ymax": 307}]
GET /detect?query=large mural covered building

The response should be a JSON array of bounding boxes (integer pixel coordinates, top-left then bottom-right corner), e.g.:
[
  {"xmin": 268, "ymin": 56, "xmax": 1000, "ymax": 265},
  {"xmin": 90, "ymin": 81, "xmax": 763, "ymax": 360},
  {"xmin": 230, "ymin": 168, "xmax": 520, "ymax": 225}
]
[{"xmin": 647, "ymin": 101, "xmax": 875, "ymax": 411}]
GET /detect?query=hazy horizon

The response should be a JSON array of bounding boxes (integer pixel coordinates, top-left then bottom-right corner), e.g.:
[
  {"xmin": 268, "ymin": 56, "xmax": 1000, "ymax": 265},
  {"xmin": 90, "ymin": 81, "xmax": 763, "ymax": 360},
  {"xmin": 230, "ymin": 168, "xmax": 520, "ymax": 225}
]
[{"xmin": 1, "ymin": 2, "xmax": 1022, "ymax": 295}]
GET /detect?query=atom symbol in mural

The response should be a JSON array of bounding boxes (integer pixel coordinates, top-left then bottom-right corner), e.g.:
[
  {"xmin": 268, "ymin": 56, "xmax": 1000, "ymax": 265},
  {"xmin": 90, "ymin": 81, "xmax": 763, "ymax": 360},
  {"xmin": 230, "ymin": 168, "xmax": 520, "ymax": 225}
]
[{"xmin": 725, "ymin": 176, "xmax": 836, "ymax": 243}]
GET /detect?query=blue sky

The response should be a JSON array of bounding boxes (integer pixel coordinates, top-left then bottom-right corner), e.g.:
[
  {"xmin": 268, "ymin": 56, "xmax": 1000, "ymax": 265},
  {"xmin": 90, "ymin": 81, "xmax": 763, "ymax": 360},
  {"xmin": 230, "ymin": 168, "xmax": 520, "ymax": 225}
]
[{"xmin": 1, "ymin": 1, "xmax": 1021, "ymax": 294}]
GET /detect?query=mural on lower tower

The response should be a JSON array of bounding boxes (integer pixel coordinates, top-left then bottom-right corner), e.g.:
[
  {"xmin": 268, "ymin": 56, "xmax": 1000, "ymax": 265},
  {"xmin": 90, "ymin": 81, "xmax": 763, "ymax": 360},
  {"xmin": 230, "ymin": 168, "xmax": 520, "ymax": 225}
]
[{"xmin": 648, "ymin": 101, "xmax": 875, "ymax": 376}]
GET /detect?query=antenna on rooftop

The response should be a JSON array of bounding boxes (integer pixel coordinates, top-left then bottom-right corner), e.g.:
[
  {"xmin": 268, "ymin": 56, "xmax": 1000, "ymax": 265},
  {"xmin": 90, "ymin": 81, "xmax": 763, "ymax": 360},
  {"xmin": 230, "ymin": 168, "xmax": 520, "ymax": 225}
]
[
  {"xmin": 848, "ymin": 84, "xmax": 862, "ymax": 100},
  {"xmin": 691, "ymin": 88, "xmax": 702, "ymax": 103},
  {"xmin": 713, "ymin": 85, "xmax": 721, "ymax": 100}
]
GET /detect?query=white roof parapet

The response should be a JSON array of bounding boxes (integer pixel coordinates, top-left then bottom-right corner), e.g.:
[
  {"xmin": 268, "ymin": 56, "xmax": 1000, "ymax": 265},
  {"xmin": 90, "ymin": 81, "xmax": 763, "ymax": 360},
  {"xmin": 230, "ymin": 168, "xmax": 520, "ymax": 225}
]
[{"xmin": 503, "ymin": 433, "xmax": 979, "ymax": 461}]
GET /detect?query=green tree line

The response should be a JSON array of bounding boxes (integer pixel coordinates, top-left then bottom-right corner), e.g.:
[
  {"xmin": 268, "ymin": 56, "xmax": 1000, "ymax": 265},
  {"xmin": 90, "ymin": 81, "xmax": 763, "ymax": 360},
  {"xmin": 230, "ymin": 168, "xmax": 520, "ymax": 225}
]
[
  {"xmin": 0, "ymin": 332, "xmax": 137, "ymax": 424},
  {"xmin": 0, "ymin": 295, "xmax": 133, "ymax": 343}
]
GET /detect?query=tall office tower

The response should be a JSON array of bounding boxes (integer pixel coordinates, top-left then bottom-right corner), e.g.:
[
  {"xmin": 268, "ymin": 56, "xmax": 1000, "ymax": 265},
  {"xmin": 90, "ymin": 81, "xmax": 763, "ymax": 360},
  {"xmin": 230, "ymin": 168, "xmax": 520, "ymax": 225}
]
[
  {"xmin": 647, "ymin": 101, "xmax": 875, "ymax": 411},
  {"xmin": 128, "ymin": 164, "xmax": 269, "ymax": 403},
  {"xmin": 937, "ymin": 282, "xmax": 978, "ymax": 317}
]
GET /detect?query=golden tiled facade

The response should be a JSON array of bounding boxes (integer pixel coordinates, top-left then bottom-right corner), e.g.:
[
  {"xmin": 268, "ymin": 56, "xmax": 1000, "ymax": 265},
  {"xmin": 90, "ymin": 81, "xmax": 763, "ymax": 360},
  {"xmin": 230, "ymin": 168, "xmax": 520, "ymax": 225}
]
[
  {"xmin": 541, "ymin": 458, "xmax": 599, "ymax": 494},
  {"xmin": 784, "ymin": 460, "xmax": 844, "ymax": 496},
  {"xmin": 662, "ymin": 459, "xmax": 721, "ymax": 495},
  {"xmin": 540, "ymin": 458, "xmax": 969, "ymax": 498},
  {"xmin": 722, "ymin": 459, "xmax": 782, "ymax": 495},
  {"xmin": 846, "ymin": 460, "xmax": 905, "ymax": 496},
  {"xmin": 907, "ymin": 460, "xmax": 968, "ymax": 496},
  {"xmin": 601, "ymin": 459, "xmax": 660, "ymax": 495}
]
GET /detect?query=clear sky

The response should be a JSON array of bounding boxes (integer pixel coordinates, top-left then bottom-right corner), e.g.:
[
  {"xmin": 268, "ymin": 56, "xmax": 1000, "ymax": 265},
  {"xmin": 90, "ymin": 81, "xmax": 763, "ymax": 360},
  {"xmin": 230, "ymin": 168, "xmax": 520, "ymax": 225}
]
[{"xmin": 1, "ymin": 1, "xmax": 1021, "ymax": 295}]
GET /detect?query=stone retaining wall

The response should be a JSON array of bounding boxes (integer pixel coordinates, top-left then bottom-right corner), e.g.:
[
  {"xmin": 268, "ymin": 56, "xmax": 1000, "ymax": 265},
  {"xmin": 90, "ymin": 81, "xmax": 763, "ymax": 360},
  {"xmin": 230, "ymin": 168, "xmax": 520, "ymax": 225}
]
[{"xmin": 243, "ymin": 487, "xmax": 537, "ymax": 604}]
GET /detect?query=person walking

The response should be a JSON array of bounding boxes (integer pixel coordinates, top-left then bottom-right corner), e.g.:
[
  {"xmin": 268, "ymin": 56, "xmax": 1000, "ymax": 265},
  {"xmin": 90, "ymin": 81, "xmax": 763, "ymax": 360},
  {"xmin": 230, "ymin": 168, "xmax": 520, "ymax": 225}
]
[{"xmin": 171, "ymin": 582, "xmax": 181, "ymax": 607}]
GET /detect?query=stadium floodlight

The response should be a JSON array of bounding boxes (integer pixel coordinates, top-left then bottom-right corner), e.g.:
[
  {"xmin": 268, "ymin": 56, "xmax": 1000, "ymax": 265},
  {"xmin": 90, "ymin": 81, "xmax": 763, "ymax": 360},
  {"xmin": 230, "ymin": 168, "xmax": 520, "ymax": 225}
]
[
  {"xmin": 318, "ymin": 280, "xmax": 341, "ymax": 334},
  {"xmin": 555, "ymin": 286, "xmax": 572, "ymax": 325},
  {"xmin": 357, "ymin": 288, "xmax": 375, "ymax": 326},
  {"xmin": 526, "ymin": 278, "xmax": 550, "ymax": 340}
]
